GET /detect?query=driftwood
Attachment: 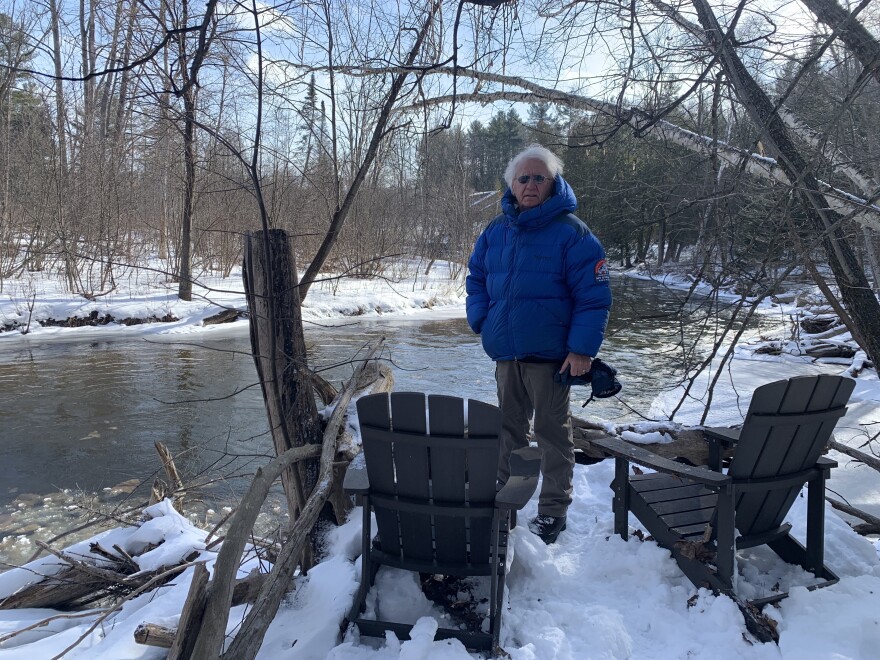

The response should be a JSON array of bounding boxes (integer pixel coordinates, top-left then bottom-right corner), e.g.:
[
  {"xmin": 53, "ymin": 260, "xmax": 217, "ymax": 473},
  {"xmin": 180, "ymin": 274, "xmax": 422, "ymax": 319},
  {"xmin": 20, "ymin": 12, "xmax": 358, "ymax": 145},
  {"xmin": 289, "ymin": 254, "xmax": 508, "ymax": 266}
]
[
  {"xmin": 0, "ymin": 540, "xmax": 178, "ymax": 610},
  {"xmin": 202, "ymin": 308, "xmax": 245, "ymax": 325},
  {"xmin": 805, "ymin": 344, "xmax": 856, "ymax": 359},
  {"xmin": 829, "ymin": 439, "xmax": 880, "ymax": 472},
  {"xmin": 48, "ymin": 562, "xmax": 195, "ymax": 660},
  {"xmin": 0, "ymin": 560, "xmax": 197, "ymax": 659},
  {"xmin": 188, "ymin": 341, "xmax": 384, "ymax": 660},
  {"xmin": 572, "ymin": 417, "xmax": 732, "ymax": 467},
  {"xmin": 168, "ymin": 563, "xmax": 208, "ymax": 660},
  {"xmin": 800, "ymin": 317, "xmax": 838, "ymax": 334},
  {"xmin": 310, "ymin": 368, "xmax": 339, "ymax": 406},
  {"xmin": 827, "ymin": 497, "xmax": 880, "ymax": 535},
  {"xmin": 135, "ymin": 570, "xmax": 268, "ymax": 649},
  {"xmin": 134, "ymin": 623, "xmax": 176, "ymax": 648},
  {"xmin": 149, "ymin": 441, "xmax": 186, "ymax": 509}
]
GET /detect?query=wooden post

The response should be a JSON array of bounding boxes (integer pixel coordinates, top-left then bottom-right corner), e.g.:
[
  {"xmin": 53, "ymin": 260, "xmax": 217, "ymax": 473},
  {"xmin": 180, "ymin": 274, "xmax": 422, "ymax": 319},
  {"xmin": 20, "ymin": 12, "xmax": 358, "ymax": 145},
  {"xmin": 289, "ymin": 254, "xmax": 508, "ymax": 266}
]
[{"xmin": 242, "ymin": 229, "xmax": 323, "ymax": 524}]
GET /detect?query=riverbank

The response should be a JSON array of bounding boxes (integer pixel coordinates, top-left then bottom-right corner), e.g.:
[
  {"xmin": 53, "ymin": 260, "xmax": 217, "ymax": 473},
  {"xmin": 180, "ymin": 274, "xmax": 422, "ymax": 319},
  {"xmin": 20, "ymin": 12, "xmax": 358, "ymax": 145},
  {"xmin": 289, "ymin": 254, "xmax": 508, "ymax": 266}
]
[
  {"xmin": 1, "ymin": 261, "xmax": 879, "ymax": 658},
  {"xmin": 0, "ymin": 258, "xmax": 466, "ymax": 345}
]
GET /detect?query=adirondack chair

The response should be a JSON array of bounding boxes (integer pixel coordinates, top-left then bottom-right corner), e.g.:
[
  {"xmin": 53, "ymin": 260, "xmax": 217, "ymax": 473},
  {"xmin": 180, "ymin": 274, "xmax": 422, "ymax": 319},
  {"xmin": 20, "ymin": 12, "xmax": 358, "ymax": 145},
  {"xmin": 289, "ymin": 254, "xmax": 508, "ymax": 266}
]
[
  {"xmin": 343, "ymin": 392, "xmax": 541, "ymax": 651},
  {"xmin": 592, "ymin": 374, "xmax": 855, "ymax": 606}
]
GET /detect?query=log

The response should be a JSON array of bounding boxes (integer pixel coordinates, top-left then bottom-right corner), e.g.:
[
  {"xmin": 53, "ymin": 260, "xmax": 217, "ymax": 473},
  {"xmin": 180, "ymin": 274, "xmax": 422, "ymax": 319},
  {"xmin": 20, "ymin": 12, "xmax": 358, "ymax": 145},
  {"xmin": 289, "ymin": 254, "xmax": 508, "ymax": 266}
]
[
  {"xmin": 800, "ymin": 316, "xmax": 838, "ymax": 334},
  {"xmin": 135, "ymin": 623, "xmax": 176, "ymax": 649},
  {"xmin": 202, "ymin": 308, "xmax": 244, "ymax": 325},
  {"xmin": 804, "ymin": 344, "xmax": 856, "ymax": 359},
  {"xmin": 572, "ymin": 420, "xmax": 730, "ymax": 467}
]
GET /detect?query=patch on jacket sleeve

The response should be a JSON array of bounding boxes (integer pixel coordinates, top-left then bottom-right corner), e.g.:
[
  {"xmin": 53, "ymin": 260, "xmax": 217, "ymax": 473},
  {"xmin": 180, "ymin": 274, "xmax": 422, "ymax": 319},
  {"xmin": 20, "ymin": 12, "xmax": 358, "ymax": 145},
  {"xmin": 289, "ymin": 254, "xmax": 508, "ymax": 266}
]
[{"xmin": 594, "ymin": 259, "xmax": 610, "ymax": 283}]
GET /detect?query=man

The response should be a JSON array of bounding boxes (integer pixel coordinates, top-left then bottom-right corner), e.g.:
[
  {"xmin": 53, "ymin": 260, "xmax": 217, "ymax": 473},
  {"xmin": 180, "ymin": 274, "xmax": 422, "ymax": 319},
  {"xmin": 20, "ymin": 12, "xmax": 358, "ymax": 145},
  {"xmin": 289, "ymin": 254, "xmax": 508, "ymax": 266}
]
[{"xmin": 466, "ymin": 144, "xmax": 612, "ymax": 544}]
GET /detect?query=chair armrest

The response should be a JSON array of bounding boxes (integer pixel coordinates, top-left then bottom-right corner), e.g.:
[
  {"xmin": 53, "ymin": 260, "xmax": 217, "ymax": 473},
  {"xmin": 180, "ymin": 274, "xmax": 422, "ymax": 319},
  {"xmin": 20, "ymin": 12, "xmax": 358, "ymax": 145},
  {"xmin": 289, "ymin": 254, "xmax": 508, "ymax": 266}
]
[
  {"xmin": 703, "ymin": 427, "xmax": 740, "ymax": 471},
  {"xmin": 703, "ymin": 426, "xmax": 741, "ymax": 447},
  {"xmin": 591, "ymin": 435, "xmax": 730, "ymax": 487},
  {"xmin": 343, "ymin": 463, "xmax": 370, "ymax": 495},
  {"xmin": 816, "ymin": 456, "xmax": 838, "ymax": 470},
  {"xmin": 496, "ymin": 446, "xmax": 542, "ymax": 510}
]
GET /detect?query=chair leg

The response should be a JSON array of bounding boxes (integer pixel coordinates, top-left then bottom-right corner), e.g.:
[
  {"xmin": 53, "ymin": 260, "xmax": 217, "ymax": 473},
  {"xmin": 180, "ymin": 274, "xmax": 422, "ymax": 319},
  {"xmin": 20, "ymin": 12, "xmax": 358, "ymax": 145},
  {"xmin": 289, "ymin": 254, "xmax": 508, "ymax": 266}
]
[
  {"xmin": 349, "ymin": 496, "xmax": 375, "ymax": 624},
  {"xmin": 612, "ymin": 457, "xmax": 630, "ymax": 540},
  {"xmin": 805, "ymin": 473, "xmax": 827, "ymax": 575},
  {"xmin": 715, "ymin": 485, "xmax": 736, "ymax": 592},
  {"xmin": 490, "ymin": 513, "xmax": 503, "ymax": 645}
]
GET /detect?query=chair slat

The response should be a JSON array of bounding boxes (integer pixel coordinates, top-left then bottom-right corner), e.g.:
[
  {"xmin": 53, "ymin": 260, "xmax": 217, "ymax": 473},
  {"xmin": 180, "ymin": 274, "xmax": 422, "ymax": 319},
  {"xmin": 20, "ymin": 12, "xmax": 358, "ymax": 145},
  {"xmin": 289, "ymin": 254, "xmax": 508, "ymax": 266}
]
[
  {"xmin": 467, "ymin": 399, "xmax": 500, "ymax": 503},
  {"xmin": 640, "ymin": 483, "xmax": 714, "ymax": 504},
  {"xmin": 651, "ymin": 494, "xmax": 718, "ymax": 516},
  {"xmin": 467, "ymin": 399, "xmax": 501, "ymax": 564},
  {"xmin": 429, "ymin": 396, "xmax": 467, "ymax": 564},
  {"xmin": 390, "ymin": 393, "xmax": 433, "ymax": 561},
  {"xmin": 659, "ymin": 507, "xmax": 714, "ymax": 528},
  {"xmin": 358, "ymin": 394, "xmax": 401, "ymax": 556}
]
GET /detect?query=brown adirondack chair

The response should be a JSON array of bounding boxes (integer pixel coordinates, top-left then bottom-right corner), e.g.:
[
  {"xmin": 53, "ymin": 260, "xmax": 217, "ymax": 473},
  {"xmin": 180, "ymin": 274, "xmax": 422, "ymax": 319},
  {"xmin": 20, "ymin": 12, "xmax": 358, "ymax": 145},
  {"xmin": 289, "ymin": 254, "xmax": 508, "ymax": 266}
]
[
  {"xmin": 592, "ymin": 374, "xmax": 855, "ymax": 606},
  {"xmin": 343, "ymin": 392, "xmax": 541, "ymax": 651}
]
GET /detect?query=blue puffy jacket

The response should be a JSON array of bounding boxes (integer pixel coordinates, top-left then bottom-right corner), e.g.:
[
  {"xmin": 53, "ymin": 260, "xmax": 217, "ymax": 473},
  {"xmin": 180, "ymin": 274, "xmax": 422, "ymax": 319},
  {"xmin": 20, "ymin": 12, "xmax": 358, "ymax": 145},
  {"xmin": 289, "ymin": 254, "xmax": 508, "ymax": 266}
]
[{"xmin": 466, "ymin": 175, "xmax": 611, "ymax": 361}]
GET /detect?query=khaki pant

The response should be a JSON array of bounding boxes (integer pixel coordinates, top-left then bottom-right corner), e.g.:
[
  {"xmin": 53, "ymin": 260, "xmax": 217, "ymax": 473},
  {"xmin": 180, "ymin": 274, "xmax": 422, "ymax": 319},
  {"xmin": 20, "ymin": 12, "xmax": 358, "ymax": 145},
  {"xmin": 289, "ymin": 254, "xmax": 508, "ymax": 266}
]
[{"xmin": 495, "ymin": 360, "xmax": 573, "ymax": 517}]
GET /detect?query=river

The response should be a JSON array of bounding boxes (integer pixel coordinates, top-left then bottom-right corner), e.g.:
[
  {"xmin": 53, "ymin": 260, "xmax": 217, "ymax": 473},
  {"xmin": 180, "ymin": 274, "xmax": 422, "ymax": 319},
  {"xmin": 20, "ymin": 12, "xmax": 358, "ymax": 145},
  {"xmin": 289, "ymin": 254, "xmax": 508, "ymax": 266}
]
[{"xmin": 0, "ymin": 277, "xmax": 758, "ymax": 566}]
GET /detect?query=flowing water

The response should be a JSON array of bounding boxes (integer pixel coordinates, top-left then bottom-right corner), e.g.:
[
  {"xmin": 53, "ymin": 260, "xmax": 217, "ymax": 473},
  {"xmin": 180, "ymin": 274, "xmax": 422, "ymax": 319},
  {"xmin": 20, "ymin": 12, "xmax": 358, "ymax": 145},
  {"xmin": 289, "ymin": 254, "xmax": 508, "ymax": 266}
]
[{"xmin": 0, "ymin": 278, "xmax": 765, "ymax": 566}]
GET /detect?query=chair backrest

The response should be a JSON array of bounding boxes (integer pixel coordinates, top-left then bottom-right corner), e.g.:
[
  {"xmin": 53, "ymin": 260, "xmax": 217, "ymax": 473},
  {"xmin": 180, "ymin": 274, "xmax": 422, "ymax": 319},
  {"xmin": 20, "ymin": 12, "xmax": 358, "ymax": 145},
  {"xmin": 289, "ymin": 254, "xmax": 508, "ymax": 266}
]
[
  {"xmin": 356, "ymin": 392, "xmax": 502, "ymax": 569},
  {"xmin": 729, "ymin": 374, "xmax": 855, "ymax": 537}
]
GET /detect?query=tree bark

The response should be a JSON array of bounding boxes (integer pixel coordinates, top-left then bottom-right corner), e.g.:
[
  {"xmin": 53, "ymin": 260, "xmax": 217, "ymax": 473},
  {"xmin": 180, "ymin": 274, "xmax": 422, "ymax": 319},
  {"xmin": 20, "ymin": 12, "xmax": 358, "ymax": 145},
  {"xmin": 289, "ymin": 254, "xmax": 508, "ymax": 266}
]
[
  {"xmin": 243, "ymin": 229, "xmax": 321, "ymax": 521},
  {"xmin": 800, "ymin": 0, "xmax": 880, "ymax": 86}
]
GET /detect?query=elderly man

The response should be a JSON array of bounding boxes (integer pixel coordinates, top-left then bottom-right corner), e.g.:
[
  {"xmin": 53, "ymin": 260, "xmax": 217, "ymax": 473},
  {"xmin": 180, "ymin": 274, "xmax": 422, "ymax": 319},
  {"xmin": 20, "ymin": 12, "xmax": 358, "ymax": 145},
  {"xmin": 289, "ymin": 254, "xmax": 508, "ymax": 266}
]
[{"xmin": 466, "ymin": 144, "xmax": 612, "ymax": 544}]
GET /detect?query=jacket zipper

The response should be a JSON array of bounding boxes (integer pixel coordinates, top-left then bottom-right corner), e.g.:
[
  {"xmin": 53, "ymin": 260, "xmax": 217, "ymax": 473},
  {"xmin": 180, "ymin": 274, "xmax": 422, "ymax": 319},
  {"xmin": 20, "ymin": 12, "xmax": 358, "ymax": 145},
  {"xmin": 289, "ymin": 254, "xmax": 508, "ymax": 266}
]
[{"xmin": 508, "ymin": 224, "xmax": 518, "ymax": 359}]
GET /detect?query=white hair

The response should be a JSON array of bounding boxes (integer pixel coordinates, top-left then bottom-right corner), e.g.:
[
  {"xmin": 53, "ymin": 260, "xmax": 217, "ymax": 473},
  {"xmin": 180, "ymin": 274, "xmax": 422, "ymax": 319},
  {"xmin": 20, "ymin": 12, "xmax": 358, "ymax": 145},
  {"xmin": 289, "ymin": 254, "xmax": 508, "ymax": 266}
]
[{"xmin": 503, "ymin": 144, "xmax": 564, "ymax": 187}]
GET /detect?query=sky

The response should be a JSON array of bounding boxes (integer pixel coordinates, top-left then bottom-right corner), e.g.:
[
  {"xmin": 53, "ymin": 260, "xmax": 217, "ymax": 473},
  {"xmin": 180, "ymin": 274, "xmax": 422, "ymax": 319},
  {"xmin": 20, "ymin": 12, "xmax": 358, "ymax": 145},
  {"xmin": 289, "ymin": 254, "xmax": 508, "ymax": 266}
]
[{"xmin": 0, "ymin": 260, "xmax": 879, "ymax": 659}]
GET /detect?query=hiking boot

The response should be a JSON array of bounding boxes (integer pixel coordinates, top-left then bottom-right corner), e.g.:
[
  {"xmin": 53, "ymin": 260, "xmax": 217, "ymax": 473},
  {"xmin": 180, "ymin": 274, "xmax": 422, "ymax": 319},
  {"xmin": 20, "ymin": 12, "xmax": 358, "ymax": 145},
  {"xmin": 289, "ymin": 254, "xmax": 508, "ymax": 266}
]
[{"xmin": 528, "ymin": 514, "xmax": 567, "ymax": 544}]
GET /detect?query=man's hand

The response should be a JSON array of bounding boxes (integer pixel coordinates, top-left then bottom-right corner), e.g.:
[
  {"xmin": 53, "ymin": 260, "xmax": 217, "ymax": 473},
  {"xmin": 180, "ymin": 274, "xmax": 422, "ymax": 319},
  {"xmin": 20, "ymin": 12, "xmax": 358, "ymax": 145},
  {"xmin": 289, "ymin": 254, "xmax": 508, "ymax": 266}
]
[{"xmin": 560, "ymin": 352, "xmax": 593, "ymax": 377}]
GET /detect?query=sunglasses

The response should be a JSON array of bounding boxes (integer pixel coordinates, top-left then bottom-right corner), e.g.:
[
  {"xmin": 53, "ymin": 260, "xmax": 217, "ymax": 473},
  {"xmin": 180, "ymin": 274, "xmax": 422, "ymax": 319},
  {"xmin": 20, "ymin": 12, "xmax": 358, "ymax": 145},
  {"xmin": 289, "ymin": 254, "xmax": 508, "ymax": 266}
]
[{"xmin": 516, "ymin": 174, "xmax": 550, "ymax": 185}]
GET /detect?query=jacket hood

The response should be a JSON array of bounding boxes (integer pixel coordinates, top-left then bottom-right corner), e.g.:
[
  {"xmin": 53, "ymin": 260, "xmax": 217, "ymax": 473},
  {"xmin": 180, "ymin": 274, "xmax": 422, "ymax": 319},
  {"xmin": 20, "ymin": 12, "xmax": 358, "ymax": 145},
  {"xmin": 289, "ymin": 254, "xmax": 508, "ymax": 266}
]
[{"xmin": 500, "ymin": 174, "xmax": 578, "ymax": 228}]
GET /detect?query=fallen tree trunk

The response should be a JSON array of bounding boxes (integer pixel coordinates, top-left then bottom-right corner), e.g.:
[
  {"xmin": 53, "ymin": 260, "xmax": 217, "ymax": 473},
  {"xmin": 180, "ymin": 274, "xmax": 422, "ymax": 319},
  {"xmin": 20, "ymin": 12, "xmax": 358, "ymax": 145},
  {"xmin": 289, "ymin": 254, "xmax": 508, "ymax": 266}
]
[
  {"xmin": 826, "ymin": 496, "xmax": 880, "ymax": 535},
  {"xmin": 829, "ymin": 439, "xmax": 880, "ymax": 472}
]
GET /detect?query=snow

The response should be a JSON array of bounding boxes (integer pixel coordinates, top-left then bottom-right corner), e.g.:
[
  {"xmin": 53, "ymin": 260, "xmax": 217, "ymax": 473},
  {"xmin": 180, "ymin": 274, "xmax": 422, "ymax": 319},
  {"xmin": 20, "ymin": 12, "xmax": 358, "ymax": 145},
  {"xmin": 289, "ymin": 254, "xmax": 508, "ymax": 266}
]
[{"xmin": 1, "ymin": 261, "xmax": 879, "ymax": 658}]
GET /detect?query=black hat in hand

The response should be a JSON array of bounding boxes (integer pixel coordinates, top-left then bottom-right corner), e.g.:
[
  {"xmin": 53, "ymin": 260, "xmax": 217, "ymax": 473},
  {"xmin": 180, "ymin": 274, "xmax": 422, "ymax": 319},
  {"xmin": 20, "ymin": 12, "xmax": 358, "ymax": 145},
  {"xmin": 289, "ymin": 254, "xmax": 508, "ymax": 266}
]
[{"xmin": 553, "ymin": 357, "xmax": 622, "ymax": 404}]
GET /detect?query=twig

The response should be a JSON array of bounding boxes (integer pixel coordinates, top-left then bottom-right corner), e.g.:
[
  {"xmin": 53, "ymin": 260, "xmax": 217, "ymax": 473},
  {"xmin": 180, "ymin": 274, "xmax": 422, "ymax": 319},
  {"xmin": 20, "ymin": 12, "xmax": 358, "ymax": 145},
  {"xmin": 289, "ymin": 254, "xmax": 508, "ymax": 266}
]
[
  {"xmin": 50, "ymin": 561, "xmax": 200, "ymax": 660},
  {"xmin": 0, "ymin": 609, "xmax": 107, "ymax": 645}
]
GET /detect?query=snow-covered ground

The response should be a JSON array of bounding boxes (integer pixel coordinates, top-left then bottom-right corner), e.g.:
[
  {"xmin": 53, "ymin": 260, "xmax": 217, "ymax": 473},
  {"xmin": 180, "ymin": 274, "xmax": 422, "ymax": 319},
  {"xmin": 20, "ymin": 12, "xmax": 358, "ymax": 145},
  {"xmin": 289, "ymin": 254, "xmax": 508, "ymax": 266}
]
[{"xmin": 0, "ymin": 260, "xmax": 878, "ymax": 659}]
